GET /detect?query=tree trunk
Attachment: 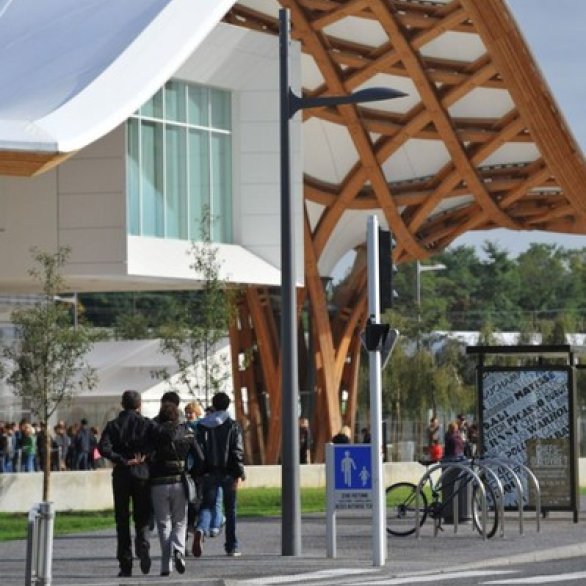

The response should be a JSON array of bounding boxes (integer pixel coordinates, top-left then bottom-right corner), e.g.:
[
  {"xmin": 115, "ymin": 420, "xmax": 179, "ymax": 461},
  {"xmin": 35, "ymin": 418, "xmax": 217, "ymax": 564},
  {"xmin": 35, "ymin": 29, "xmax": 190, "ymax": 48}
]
[{"xmin": 43, "ymin": 416, "xmax": 51, "ymax": 502}]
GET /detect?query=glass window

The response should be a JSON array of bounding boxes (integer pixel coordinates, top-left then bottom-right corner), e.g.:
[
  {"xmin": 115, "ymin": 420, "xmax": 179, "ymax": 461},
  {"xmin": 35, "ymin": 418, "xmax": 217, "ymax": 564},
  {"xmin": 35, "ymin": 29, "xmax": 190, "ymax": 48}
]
[
  {"xmin": 166, "ymin": 126, "xmax": 188, "ymax": 239},
  {"xmin": 211, "ymin": 89, "xmax": 231, "ymax": 130},
  {"xmin": 127, "ymin": 119, "xmax": 140, "ymax": 235},
  {"xmin": 188, "ymin": 85, "xmax": 209, "ymax": 127},
  {"xmin": 140, "ymin": 88, "xmax": 163, "ymax": 118},
  {"xmin": 140, "ymin": 122, "xmax": 164, "ymax": 237},
  {"xmin": 165, "ymin": 80, "xmax": 186, "ymax": 123},
  {"xmin": 127, "ymin": 80, "xmax": 232, "ymax": 243},
  {"xmin": 211, "ymin": 133, "xmax": 232, "ymax": 242},
  {"xmin": 188, "ymin": 129, "xmax": 209, "ymax": 240}
]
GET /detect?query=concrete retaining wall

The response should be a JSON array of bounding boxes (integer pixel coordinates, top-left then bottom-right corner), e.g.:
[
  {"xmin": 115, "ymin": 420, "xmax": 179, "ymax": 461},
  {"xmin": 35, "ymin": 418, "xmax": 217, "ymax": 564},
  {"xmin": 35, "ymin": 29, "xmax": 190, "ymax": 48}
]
[{"xmin": 1, "ymin": 460, "xmax": 584, "ymax": 513}]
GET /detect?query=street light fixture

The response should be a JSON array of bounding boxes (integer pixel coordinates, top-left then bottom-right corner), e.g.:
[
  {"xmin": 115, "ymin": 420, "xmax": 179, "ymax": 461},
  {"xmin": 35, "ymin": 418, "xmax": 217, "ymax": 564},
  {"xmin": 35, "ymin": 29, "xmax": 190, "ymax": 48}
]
[{"xmin": 279, "ymin": 8, "xmax": 406, "ymax": 556}]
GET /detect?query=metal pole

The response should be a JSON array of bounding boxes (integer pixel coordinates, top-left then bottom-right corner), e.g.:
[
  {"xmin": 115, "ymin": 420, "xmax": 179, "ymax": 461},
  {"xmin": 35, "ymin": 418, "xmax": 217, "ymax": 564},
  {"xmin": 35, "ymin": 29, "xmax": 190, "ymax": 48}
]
[
  {"xmin": 38, "ymin": 501, "xmax": 54, "ymax": 586},
  {"xmin": 416, "ymin": 260, "xmax": 421, "ymax": 350},
  {"xmin": 279, "ymin": 8, "xmax": 301, "ymax": 557},
  {"xmin": 367, "ymin": 215, "xmax": 385, "ymax": 567}
]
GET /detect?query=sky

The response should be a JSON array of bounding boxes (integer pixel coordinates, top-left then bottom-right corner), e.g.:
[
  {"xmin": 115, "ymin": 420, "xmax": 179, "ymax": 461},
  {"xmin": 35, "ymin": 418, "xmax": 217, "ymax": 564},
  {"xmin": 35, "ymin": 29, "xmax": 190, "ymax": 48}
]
[{"xmin": 451, "ymin": 0, "xmax": 586, "ymax": 257}]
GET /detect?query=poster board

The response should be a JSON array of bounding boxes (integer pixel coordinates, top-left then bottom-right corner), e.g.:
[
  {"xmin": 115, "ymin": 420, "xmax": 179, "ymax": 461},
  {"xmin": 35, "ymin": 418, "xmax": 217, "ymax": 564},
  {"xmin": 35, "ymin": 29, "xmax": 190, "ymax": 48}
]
[{"xmin": 479, "ymin": 367, "xmax": 578, "ymax": 512}]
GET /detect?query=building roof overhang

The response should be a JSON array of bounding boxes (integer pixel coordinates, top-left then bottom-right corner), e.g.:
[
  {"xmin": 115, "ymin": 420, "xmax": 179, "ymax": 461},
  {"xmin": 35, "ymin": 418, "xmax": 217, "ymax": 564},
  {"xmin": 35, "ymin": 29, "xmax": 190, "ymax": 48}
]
[
  {"xmin": 229, "ymin": 0, "xmax": 586, "ymax": 269},
  {"xmin": 0, "ymin": 0, "xmax": 235, "ymax": 174}
]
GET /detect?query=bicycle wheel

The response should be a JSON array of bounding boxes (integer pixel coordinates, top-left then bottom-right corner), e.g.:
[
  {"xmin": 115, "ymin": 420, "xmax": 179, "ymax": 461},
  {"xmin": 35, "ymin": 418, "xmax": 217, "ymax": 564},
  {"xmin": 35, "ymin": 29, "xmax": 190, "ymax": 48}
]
[
  {"xmin": 386, "ymin": 482, "xmax": 428, "ymax": 536},
  {"xmin": 471, "ymin": 481, "xmax": 499, "ymax": 538}
]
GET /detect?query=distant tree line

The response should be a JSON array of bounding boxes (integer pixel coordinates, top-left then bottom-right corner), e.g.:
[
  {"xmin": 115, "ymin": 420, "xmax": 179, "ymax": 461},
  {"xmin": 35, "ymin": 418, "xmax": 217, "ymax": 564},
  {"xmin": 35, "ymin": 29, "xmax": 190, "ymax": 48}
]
[
  {"xmin": 393, "ymin": 242, "xmax": 586, "ymax": 334},
  {"xmin": 353, "ymin": 241, "xmax": 586, "ymax": 429}
]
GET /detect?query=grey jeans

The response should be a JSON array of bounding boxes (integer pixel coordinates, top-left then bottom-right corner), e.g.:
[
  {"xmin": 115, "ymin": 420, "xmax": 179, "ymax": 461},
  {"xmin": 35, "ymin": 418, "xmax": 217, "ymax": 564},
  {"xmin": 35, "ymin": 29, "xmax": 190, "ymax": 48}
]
[{"xmin": 151, "ymin": 482, "xmax": 187, "ymax": 574}]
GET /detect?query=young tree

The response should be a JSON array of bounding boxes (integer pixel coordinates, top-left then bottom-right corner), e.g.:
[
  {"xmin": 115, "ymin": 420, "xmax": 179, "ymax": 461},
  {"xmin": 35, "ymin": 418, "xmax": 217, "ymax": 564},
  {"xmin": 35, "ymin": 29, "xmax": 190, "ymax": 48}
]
[
  {"xmin": 0, "ymin": 248, "xmax": 98, "ymax": 501},
  {"xmin": 157, "ymin": 212, "xmax": 235, "ymax": 406}
]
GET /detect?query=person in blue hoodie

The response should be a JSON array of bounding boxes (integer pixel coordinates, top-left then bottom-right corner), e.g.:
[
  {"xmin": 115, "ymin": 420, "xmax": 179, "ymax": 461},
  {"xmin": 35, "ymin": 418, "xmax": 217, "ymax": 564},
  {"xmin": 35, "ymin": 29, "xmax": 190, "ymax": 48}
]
[{"xmin": 191, "ymin": 392, "xmax": 245, "ymax": 558}]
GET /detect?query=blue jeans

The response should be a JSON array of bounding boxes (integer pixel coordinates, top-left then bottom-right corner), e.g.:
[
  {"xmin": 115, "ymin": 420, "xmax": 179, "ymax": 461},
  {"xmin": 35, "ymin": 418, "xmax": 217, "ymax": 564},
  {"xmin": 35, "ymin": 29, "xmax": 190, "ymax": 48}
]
[
  {"xmin": 197, "ymin": 473, "xmax": 238, "ymax": 552},
  {"xmin": 211, "ymin": 487, "xmax": 224, "ymax": 529},
  {"xmin": 23, "ymin": 453, "xmax": 35, "ymax": 472}
]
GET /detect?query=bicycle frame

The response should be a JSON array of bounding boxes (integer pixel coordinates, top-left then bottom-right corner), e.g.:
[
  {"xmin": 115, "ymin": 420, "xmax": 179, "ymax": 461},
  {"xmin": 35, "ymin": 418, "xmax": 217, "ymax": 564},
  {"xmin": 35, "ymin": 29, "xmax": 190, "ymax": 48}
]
[{"xmin": 415, "ymin": 461, "xmax": 490, "ymax": 540}]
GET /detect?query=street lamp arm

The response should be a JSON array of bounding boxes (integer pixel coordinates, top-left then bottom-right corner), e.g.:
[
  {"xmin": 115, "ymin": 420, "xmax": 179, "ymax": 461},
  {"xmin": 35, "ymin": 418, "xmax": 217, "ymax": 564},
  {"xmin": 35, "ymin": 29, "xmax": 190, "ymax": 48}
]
[
  {"xmin": 288, "ymin": 87, "xmax": 407, "ymax": 118},
  {"xmin": 418, "ymin": 262, "xmax": 447, "ymax": 274}
]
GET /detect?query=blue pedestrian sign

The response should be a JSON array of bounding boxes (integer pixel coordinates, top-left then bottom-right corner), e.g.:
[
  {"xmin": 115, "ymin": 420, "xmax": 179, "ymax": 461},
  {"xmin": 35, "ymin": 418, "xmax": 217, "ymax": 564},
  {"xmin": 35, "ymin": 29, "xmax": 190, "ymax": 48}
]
[
  {"xmin": 327, "ymin": 444, "xmax": 372, "ymax": 510},
  {"xmin": 334, "ymin": 445, "xmax": 372, "ymax": 490}
]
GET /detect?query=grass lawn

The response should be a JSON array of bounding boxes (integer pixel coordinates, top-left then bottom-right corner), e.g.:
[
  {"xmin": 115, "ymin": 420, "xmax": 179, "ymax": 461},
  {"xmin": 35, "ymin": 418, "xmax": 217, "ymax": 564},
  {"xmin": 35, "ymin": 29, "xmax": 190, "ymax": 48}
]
[{"xmin": 0, "ymin": 487, "xmax": 326, "ymax": 542}]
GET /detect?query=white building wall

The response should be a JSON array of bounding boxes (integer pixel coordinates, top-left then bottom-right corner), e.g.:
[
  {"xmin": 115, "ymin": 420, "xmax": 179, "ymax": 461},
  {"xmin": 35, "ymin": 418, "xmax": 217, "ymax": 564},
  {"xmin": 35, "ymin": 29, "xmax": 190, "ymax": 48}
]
[
  {"xmin": 57, "ymin": 125, "xmax": 128, "ymax": 279},
  {"xmin": 0, "ymin": 172, "xmax": 59, "ymax": 290}
]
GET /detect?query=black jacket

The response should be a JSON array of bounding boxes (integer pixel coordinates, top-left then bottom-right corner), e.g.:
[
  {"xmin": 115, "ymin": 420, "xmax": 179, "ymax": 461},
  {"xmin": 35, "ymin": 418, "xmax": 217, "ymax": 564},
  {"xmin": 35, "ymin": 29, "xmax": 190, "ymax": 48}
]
[
  {"xmin": 150, "ymin": 421, "xmax": 197, "ymax": 481},
  {"xmin": 196, "ymin": 411, "xmax": 245, "ymax": 480},
  {"xmin": 98, "ymin": 410, "xmax": 153, "ymax": 467}
]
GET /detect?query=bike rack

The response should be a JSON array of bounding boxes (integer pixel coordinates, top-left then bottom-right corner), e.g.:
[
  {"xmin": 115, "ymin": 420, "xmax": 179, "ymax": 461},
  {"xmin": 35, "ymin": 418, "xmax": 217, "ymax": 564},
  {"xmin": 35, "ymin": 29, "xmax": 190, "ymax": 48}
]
[
  {"xmin": 480, "ymin": 458, "xmax": 525, "ymax": 535},
  {"xmin": 415, "ymin": 462, "xmax": 488, "ymax": 540},
  {"xmin": 470, "ymin": 461, "xmax": 506, "ymax": 538},
  {"xmin": 481, "ymin": 457, "xmax": 541, "ymax": 534}
]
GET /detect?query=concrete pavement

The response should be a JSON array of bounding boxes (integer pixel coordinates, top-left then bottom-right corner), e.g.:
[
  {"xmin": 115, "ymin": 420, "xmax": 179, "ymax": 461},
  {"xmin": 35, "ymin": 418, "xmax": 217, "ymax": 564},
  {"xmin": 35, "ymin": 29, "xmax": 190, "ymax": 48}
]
[{"xmin": 2, "ymin": 509, "xmax": 586, "ymax": 586}]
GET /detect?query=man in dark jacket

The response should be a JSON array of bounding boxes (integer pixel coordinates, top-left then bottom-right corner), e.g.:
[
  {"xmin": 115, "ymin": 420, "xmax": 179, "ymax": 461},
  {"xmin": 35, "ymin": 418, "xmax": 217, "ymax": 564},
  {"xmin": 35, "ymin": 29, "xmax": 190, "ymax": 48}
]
[
  {"xmin": 98, "ymin": 390, "xmax": 153, "ymax": 577},
  {"xmin": 192, "ymin": 392, "xmax": 245, "ymax": 558}
]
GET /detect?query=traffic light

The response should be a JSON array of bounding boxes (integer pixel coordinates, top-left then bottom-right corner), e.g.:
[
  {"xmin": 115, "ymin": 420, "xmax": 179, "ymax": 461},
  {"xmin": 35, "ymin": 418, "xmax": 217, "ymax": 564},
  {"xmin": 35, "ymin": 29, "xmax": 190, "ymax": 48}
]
[{"xmin": 378, "ymin": 228, "xmax": 397, "ymax": 312}]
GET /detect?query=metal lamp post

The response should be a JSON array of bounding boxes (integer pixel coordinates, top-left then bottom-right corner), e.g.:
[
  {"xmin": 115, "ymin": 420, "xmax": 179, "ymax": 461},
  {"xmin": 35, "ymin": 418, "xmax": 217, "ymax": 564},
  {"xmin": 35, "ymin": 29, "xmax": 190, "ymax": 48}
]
[
  {"xmin": 279, "ymin": 7, "xmax": 406, "ymax": 556},
  {"xmin": 415, "ymin": 260, "xmax": 446, "ymax": 348}
]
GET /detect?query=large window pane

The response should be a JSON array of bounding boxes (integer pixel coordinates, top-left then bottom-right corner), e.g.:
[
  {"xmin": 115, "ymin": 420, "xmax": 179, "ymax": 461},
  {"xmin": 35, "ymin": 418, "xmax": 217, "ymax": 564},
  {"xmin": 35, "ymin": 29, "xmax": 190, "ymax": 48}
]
[
  {"xmin": 165, "ymin": 80, "xmax": 186, "ymax": 123},
  {"xmin": 188, "ymin": 129, "xmax": 210, "ymax": 239},
  {"xmin": 211, "ymin": 89, "xmax": 231, "ymax": 130},
  {"xmin": 127, "ymin": 119, "xmax": 140, "ymax": 235},
  {"xmin": 166, "ymin": 126, "xmax": 188, "ymax": 239},
  {"xmin": 141, "ymin": 122, "xmax": 165, "ymax": 237},
  {"xmin": 141, "ymin": 88, "xmax": 163, "ymax": 119},
  {"xmin": 188, "ymin": 85, "xmax": 209, "ymax": 127},
  {"xmin": 211, "ymin": 133, "xmax": 232, "ymax": 242},
  {"xmin": 128, "ymin": 81, "xmax": 232, "ymax": 244}
]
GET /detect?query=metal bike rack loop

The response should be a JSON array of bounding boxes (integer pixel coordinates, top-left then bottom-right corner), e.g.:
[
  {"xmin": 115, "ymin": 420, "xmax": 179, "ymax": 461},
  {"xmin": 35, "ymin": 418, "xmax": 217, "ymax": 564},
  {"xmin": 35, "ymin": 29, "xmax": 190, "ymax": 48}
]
[
  {"xmin": 485, "ymin": 457, "xmax": 541, "ymax": 533},
  {"xmin": 415, "ymin": 462, "xmax": 488, "ymax": 540},
  {"xmin": 470, "ymin": 461, "xmax": 506, "ymax": 538},
  {"xmin": 481, "ymin": 458, "xmax": 525, "ymax": 535}
]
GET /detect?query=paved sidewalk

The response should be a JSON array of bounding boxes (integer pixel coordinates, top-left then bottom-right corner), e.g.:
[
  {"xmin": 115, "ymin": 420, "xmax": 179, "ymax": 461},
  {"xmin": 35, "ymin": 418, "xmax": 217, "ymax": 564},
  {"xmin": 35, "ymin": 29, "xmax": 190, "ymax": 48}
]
[{"xmin": 1, "ymin": 510, "xmax": 586, "ymax": 586}]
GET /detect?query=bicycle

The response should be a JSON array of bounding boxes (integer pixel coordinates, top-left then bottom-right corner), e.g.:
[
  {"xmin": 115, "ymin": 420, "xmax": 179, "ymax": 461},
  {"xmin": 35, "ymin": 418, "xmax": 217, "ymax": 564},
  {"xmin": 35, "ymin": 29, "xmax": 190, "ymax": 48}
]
[{"xmin": 385, "ymin": 458, "xmax": 500, "ymax": 538}]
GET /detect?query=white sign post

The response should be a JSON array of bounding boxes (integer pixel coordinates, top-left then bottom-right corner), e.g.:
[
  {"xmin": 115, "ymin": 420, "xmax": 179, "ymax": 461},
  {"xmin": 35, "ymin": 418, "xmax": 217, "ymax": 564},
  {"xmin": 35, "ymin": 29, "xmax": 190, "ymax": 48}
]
[
  {"xmin": 326, "ymin": 215, "xmax": 392, "ymax": 566},
  {"xmin": 366, "ymin": 215, "xmax": 385, "ymax": 567},
  {"xmin": 326, "ymin": 443, "xmax": 373, "ymax": 558}
]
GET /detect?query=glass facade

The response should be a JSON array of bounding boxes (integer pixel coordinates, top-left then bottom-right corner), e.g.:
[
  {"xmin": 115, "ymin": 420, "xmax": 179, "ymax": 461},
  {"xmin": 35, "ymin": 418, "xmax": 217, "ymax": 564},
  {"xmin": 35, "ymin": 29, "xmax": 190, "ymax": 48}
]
[{"xmin": 127, "ymin": 80, "xmax": 232, "ymax": 242}]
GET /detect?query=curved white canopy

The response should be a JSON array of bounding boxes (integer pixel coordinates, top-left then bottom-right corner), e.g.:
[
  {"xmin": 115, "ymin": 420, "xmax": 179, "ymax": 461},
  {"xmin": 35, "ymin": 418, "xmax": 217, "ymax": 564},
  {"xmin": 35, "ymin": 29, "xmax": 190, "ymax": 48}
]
[{"xmin": 0, "ymin": 0, "xmax": 236, "ymax": 152}]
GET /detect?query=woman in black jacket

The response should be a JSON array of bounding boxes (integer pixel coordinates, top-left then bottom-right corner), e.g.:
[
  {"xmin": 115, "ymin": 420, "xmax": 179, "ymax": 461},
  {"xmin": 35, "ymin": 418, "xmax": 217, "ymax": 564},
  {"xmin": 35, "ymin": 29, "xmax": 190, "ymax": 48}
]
[{"xmin": 150, "ymin": 402, "xmax": 198, "ymax": 577}]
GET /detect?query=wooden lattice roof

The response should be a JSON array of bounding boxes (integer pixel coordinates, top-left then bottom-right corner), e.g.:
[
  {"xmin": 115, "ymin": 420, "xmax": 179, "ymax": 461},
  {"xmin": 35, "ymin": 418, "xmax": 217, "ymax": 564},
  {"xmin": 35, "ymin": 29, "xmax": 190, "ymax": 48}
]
[{"xmin": 227, "ymin": 0, "xmax": 586, "ymax": 268}]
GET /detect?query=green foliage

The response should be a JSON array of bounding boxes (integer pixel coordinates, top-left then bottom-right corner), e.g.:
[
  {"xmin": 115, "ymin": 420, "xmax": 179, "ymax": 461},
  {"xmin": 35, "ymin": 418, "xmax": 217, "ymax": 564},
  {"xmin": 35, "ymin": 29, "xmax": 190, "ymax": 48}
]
[
  {"xmin": 114, "ymin": 312, "xmax": 151, "ymax": 340},
  {"xmin": 1, "ymin": 248, "xmax": 98, "ymax": 420},
  {"xmin": 156, "ymin": 209, "xmax": 235, "ymax": 405},
  {"xmin": 0, "ymin": 248, "xmax": 99, "ymax": 501}
]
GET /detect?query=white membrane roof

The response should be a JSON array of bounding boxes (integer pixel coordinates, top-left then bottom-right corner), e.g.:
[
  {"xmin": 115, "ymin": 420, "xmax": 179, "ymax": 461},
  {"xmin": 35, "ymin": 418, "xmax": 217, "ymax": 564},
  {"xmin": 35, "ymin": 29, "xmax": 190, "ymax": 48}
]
[{"xmin": 0, "ymin": 0, "xmax": 236, "ymax": 152}]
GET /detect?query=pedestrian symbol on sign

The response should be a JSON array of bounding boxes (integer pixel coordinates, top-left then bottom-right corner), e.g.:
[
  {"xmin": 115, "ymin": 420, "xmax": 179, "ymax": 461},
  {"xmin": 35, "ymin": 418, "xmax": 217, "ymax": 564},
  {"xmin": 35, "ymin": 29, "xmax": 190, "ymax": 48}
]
[
  {"xmin": 341, "ymin": 450, "xmax": 357, "ymax": 486},
  {"xmin": 359, "ymin": 466, "xmax": 370, "ymax": 487}
]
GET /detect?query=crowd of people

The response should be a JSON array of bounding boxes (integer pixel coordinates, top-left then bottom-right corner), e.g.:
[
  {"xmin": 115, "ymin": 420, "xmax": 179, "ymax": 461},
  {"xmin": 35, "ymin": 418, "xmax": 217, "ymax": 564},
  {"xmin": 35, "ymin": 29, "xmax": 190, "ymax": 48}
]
[
  {"xmin": 427, "ymin": 413, "xmax": 479, "ymax": 461},
  {"xmin": 97, "ymin": 389, "xmax": 246, "ymax": 578},
  {"xmin": 0, "ymin": 417, "xmax": 103, "ymax": 473}
]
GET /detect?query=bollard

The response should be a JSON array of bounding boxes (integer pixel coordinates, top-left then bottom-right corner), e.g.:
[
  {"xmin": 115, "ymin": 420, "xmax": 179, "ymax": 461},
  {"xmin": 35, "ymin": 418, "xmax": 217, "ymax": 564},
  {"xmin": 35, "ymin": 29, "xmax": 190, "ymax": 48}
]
[{"xmin": 25, "ymin": 502, "xmax": 55, "ymax": 586}]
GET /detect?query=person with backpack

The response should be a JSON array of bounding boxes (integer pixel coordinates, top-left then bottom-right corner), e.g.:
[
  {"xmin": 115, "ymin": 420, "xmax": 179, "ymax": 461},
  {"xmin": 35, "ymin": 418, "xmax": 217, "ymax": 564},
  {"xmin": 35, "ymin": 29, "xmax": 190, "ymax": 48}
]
[
  {"xmin": 150, "ymin": 401, "xmax": 200, "ymax": 577},
  {"xmin": 192, "ymin": 392, "xmax": 245, "ymax": 558}
]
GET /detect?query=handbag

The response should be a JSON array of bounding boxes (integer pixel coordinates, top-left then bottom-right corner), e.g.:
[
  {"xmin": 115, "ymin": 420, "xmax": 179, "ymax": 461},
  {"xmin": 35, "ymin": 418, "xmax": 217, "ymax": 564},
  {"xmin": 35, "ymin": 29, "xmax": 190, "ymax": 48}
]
[
  {"xmin": 171, "ymin": 438, "xmax": 202, "ymax": 507},
  {"xmin": 181, "ymin": 471, "xmax": 199, "ymax": 505}
]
